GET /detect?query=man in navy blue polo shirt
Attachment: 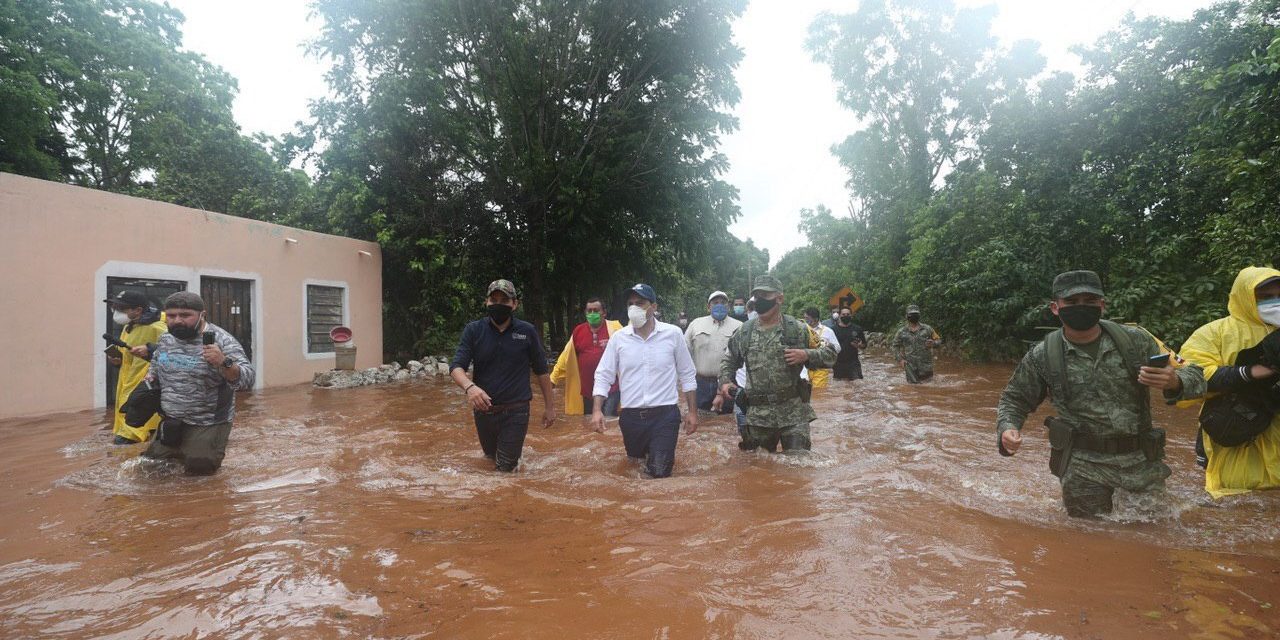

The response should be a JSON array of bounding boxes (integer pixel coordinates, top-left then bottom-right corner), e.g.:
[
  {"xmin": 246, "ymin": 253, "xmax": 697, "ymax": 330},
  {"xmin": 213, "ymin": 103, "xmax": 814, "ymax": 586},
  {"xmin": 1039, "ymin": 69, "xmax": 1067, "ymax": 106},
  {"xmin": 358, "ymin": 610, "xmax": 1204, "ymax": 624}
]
[
  {"xmin": 590, "ymin": 283, "xmax": 698, "ymax": 478},
  {"xmin": 449, "ymin": 279, "xmax": 556, "ymax": 471}
]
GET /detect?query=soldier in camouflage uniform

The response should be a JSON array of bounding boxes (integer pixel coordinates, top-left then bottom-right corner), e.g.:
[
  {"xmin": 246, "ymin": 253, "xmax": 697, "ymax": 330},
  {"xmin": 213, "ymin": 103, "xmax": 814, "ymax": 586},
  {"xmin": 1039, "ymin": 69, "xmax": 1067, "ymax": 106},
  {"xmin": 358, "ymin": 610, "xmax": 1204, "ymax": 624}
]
[
  {"xmin": 996, "ymin": 271, "xmax": 1205, "ymax": 517},
  {"xmin": 891, "ymin": 304, "xmax": 942, "ymax": 383},
  {"xmin": 719, "ymin": 275, "xmax": 836, "ymax": 452}
]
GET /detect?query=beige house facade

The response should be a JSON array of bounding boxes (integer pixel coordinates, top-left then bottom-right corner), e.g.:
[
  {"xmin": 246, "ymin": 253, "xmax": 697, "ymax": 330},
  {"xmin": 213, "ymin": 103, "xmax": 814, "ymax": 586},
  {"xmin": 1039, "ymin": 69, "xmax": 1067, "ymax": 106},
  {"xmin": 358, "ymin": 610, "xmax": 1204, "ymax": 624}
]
[{"xmin": 0, "ymin": 173, "xmax": 383, "ymax": 420}]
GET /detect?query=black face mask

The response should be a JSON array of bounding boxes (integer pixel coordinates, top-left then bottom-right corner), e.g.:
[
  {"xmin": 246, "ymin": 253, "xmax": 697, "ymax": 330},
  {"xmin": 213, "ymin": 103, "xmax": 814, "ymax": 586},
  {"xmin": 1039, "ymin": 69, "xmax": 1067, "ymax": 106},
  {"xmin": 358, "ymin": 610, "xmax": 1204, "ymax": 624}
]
[
  {"xmin": 840, "ymin": 316, "xmax": 852, "ymax": 324},
  {"xmin": 1058, "ymin": 304, "xmax": 1102, "ymax": 331},
  {"xmin": 907, "ymin": 314, "xmax": 920, "ymax": 323},
  {"xmin": 487, "ymin": 303, "xmax": 514, "ymax": 323},
  {"xmin": 754, "ymin": 297, "xmax": 778, "ymax": 314},
  {"xmin": 169, "ymin": 323, "xmax": 199, "ymax": 340}
]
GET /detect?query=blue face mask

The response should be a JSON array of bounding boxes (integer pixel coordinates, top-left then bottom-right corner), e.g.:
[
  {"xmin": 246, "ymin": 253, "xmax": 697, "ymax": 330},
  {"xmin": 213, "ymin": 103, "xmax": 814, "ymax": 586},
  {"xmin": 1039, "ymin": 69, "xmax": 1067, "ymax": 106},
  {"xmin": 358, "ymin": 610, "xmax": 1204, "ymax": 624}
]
[
  {"xmin": 733, "ymin": 305, "xmax": 746, "ymax": 315},
  {"xmin": 710, "ymin": 303, "xmax": 728, "ymax": 321}
]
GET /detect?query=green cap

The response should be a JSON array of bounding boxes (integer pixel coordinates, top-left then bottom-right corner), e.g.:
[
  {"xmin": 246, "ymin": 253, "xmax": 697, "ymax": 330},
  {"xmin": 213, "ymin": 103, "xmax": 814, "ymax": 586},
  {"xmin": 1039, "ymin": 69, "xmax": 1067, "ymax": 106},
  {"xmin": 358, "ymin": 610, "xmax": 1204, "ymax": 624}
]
[
  {"xmin": 487, "ymin": 279, "xmax": 518, "ymax": 298},
  {"xmin": 906, "ymin": 304, "xmax": 920, "ymax": 315},
  {"xmin": 1052, "ymin": 270, "xmax": 1105, "ymax": 299},
  {"xmin": 751, "ymin": 274, "xmax": 784, "ymax": 295}
]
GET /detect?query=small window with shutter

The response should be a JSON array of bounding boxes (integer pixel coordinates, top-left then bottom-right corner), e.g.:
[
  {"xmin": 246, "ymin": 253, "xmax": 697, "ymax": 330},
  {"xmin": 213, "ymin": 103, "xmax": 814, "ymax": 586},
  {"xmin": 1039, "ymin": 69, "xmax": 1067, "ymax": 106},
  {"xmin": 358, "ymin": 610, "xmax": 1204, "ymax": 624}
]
[{"xmin": 307, "ymin": 285, "xmax": 345, "ymax": 353}]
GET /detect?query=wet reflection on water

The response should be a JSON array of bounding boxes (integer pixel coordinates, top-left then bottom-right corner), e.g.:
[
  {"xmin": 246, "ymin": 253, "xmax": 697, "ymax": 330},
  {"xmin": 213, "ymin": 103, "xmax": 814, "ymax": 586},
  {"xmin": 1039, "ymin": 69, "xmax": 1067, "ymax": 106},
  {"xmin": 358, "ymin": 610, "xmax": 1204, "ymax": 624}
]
[{"xmin": 1, "ymin": 353, "xmax": 1277, "ymax": 638}]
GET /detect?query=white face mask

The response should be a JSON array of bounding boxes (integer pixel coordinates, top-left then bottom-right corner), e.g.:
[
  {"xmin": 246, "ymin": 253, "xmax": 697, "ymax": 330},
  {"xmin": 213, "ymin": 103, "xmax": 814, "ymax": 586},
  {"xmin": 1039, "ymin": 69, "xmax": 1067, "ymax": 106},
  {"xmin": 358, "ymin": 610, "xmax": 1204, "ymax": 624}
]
[
  {"xmin": 627, "ymin": 305, "xmax": 649, "ymax": 329},
  {"xmin": 113, "ymin": 311, "xmax": 131, "ymax": 325},
  {"xmin": 747, "ymin": 311, "xmax": 759, "ymax": 321},
  {"xmin": 1259, "ymin": 300, "xmax": 1280, "ymax": 327},
  {"xmin": 831, "ymin": 312, "xmax": 839, "ymax": 321}
]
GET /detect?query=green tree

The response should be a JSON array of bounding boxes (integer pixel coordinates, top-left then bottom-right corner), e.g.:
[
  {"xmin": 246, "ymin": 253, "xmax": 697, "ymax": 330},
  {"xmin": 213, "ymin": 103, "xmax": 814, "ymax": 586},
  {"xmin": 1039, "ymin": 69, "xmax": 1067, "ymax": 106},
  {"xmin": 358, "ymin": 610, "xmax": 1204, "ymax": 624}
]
[
  {"xmin": 308, "ymin": 0, "xmax": 746, "ymax": 354},
  {"xmin": 794, "ymin": 0, "xmax": 1280, "ymax": 357},
  {"xmin": 1, "ymin": 0, "xmax": 311, "ymax": 221},
  {"xmin": 807, "ymin": 0, "xmax": 1045, "ymax": 330}
]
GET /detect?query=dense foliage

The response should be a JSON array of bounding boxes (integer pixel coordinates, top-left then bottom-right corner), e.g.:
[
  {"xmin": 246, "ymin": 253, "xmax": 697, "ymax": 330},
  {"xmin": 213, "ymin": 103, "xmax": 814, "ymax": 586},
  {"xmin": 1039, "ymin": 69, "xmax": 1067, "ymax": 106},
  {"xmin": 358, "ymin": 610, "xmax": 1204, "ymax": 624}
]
[
  {"xmin": 5, "ymin": 0, "xmax": 1279, "ymax": 359},
  {"xmin": 0, "ymin": 0, "xmax": 313, "ymax": 222},
  {"xmin": 297, "ymin": 0, "xmax": 748, "ymax": 355},
  {"xmin": 778, "ymin": 0, "xmax": 1280, "ymax": 357}
]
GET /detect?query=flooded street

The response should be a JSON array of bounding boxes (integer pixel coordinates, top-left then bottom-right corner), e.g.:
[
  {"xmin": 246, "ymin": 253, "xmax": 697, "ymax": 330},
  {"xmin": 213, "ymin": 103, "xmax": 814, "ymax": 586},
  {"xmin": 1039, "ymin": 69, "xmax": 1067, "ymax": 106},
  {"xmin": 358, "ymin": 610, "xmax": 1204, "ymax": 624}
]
[{"xmin": 2, "ymin": 352, "xmax": 1278, "ymax": 639}]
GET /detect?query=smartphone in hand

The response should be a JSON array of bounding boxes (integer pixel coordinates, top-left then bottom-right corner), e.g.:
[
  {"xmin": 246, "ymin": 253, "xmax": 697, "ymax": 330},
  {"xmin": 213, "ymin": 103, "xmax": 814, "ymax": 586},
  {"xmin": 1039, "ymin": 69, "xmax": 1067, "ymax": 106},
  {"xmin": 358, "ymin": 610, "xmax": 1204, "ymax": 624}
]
[{"xmin": 1146, "ymin": 353, "xmax": 1171, "ymax": 368}]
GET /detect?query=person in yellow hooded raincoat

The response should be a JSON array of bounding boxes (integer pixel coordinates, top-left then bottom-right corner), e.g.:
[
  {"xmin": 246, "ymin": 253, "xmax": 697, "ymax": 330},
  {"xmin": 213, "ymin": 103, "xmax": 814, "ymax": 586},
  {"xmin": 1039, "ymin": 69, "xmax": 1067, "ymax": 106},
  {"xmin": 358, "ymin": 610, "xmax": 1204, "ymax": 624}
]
[
  {"xmin": 550, "ymin": 297, "xmax": 623, "ymax": 416},
  {"xmin": 104, "ymin": 291, "xmax": 167, "ymax": 444},
  {"xmin": 1179, "ymin": 266, "xmax": 1280, "ymax": 498}
]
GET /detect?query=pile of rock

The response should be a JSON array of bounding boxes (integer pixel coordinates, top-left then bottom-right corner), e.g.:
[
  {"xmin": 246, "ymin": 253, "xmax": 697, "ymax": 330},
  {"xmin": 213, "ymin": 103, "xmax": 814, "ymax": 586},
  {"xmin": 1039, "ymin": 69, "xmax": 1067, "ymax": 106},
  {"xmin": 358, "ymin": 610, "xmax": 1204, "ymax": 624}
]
[{"xmin": 312, "ymin": 356, "xmax": 453, "ymax": 389}]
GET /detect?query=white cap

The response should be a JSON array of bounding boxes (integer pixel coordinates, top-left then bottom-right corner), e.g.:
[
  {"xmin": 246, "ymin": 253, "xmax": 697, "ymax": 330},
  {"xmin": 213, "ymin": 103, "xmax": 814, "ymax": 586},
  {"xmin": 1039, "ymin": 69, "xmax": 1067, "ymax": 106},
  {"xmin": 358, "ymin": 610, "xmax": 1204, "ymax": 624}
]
[{"xmin": 707, "ymin": 290, "xmax": 729, "ymax": 303}]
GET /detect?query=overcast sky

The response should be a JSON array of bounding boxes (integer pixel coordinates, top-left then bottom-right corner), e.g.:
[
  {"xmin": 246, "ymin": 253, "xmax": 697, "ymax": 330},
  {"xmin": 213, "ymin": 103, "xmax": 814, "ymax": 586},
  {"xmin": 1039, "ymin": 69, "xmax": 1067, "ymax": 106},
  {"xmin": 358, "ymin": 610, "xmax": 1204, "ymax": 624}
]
[{"xmin": 167, "ymin": 0, "xmax": 1215, "ymax": 265}]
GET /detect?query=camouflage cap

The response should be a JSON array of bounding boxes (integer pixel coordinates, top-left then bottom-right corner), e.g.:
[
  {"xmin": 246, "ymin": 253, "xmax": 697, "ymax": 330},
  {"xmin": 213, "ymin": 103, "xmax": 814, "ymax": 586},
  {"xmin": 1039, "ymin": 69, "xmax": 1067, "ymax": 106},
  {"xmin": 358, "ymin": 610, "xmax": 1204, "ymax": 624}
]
[
  {"xmin": 751, "ymin": 274, "xmax": 784, "ymax": 295},
  {"xmin": 906, "ymin": 304, "xmax": 921, "ymax": 315},
  {"xmin": 1052, "ymin": 270, "xmax": 1105, "ymax": 299},
  {"xmin": 486, "ymin": 279, "xmax": 518, "ymax": 298}
]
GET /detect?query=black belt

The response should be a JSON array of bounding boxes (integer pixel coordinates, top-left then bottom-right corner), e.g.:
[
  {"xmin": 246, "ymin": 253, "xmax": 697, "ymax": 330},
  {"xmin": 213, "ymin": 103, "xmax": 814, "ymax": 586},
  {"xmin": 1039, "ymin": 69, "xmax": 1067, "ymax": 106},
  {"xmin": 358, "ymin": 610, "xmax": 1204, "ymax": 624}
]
[
  {"xmin": 477, "ymin": 401, "xmax": 529, "ymax": 415},
  {"xmin": 620, "ymin": 405, "xmax": 677, "ymax": 419},
  {"xmin": 1073, "ymin": 432, "xmax": 1142, "ymax": 454}
]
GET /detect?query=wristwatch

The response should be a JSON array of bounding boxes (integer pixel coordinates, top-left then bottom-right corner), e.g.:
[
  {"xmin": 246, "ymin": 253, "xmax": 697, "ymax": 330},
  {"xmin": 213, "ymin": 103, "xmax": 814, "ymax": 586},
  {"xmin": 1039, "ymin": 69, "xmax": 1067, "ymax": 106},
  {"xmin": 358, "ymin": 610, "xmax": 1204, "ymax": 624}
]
[{"xmin": 222, "ymin": 357, "xmax": 236, "ymax": 369}]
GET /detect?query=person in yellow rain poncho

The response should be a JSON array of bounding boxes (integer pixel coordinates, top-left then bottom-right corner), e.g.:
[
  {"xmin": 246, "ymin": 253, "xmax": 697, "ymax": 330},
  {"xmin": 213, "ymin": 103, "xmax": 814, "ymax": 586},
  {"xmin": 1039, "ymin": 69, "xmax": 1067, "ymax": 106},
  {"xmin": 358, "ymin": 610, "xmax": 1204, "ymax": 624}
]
[
  {"xmin": 1180, "ymin": 266, "xmax": 1280, "ymax": 498},
  {"xmin": 104, "ymin": 291, "xmax": 167, "ymax": 444},
  {"xmin": 550, "ymin": 297, "xmax": 623, "ymax": 415},
  {"xmin": 802, "ymin": 307, "xmax": 840, "ymax": 388}
]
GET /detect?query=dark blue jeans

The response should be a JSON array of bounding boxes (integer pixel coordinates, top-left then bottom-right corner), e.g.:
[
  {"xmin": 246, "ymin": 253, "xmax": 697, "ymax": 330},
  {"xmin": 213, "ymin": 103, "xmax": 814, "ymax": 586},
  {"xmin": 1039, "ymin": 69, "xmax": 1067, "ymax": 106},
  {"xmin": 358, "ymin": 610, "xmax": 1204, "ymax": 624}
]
[
  {"xmin": 619, "ymin": 405, "xmax": 681, "ymax": 478},
  {"xmin": 695, "ymin": 376, "xmax": 731, "ymax": 413},
  {"xmin": 473, "ymin": 404, "xmax": 530, "ymax": 472}
]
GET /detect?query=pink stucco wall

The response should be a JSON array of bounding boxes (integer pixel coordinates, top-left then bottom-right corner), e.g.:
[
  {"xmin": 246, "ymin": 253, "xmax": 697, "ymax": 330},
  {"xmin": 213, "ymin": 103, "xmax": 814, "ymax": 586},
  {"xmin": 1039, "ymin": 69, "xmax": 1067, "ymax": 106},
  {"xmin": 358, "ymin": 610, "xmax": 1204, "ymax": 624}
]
[{"xmin": 0, "ymin": 172, "xmax": 383, "ymax": 420}]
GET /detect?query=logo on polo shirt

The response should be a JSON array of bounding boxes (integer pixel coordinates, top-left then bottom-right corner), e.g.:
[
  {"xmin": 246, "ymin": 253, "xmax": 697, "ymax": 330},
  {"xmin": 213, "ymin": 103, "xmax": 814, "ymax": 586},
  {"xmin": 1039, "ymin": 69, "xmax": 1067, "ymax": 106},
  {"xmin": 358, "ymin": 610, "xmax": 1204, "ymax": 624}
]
[{"xmin": 513, "ymin": 333, "xmax": 528, "ymax": 341}]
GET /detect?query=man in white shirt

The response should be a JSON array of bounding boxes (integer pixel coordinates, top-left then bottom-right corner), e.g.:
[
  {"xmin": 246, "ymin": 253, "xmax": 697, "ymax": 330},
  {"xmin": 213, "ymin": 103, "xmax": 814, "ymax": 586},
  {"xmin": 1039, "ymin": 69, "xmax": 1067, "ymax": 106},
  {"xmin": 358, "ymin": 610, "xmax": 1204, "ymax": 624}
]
[
  {"xmin": 591, "ymin": 283, "xmax": 698, "ymax": 478},
  {"xmin": 685, "ymin": 289, "xmax": 742, "ymax": 413}
]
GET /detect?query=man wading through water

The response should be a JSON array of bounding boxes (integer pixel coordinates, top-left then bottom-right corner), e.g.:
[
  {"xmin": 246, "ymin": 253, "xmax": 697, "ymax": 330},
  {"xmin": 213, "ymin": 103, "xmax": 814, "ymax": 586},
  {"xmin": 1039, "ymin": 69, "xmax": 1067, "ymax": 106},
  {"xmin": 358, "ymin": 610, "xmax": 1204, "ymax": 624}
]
[
  {"xmin": 996, "ymin": 270, "xmax": 1205, "ymax": 517},
  {"xmin": 830, "ymin": 306, "xmax": 866, "ymax": 381},
  {"xmin": 891, "ymin": 304, "xmax": 941, "ymax": 383},
  {"xmin": 139, "ymin": 292, "xmax": 254, "ymax": 475},
  {"xmin": 719, "ymin": 275, "xmax": 836, "ymax": 453},
  {"xmin": 590, "ymin": 283, "xmax": 698, "ymax": 478},
  {"xmin": 450, "ymin": 279, "xmax": 556, "ymax": 472}
]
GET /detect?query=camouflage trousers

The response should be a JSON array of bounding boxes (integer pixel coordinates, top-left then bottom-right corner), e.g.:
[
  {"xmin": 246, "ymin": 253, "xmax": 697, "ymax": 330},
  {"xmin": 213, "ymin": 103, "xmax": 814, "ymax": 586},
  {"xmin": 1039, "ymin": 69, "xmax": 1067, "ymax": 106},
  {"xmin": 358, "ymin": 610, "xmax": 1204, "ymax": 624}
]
[
  {"xmin": 1060, "ymin": 454, "xmax": 1170, "ymax": 518},
  {"xmin": 904, "ymin": 362, "xmax": 934, "ymax": 384},
  {"xmin": 743, "ymin": 422, "xmax": 811, "ymax": 453}
]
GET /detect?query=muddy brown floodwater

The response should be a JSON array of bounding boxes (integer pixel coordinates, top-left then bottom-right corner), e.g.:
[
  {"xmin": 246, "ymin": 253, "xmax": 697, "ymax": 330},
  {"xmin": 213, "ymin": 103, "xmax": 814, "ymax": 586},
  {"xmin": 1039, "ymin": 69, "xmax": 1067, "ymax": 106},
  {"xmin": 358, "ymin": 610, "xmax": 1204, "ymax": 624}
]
[{"xmin": 1, "ymin": 353, "xmax": 1278, "ymax": 639}]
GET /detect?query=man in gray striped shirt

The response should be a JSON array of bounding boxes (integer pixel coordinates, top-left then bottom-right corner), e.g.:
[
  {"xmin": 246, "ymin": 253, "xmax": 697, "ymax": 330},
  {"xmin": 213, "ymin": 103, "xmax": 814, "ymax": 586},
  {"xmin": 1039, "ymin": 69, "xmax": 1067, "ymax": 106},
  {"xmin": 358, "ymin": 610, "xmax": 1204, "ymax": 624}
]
[{"xmin": 141, "ymin": 291, "xmax": 255, "ymax": 475}]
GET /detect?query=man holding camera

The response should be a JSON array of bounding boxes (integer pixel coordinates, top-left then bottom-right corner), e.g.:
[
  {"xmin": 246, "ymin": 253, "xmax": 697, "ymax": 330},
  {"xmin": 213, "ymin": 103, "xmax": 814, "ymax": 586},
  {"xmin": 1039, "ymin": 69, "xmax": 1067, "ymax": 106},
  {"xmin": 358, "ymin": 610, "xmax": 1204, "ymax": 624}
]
[
  {"xmin": 140, "ymin": 291, "xmax": 254, "ymax": 475},
  {"xmin": 995, "ymin": 270, "xmax": 1204, "ymax": 517},
  {"xmin": 718, "ymin": 275, "xmax": 835, "ymax": 453}
]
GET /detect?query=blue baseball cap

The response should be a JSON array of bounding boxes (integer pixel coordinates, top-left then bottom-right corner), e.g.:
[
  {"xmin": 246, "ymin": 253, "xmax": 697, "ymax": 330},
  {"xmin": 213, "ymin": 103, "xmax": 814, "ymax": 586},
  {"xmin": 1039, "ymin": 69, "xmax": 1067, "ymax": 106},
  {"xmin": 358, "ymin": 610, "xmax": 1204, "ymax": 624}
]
[{"xmin": 628, "ymin": 283, "xmax": 657, "ymax": 303}]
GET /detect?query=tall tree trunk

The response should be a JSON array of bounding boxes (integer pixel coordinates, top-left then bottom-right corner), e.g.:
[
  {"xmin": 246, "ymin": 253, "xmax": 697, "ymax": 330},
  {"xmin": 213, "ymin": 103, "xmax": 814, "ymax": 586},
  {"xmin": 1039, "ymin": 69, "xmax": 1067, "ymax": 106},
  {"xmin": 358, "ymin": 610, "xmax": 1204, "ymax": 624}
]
[{"xmin": 525, "ymin": 203, "xmax": 547, "ymax": 341}]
